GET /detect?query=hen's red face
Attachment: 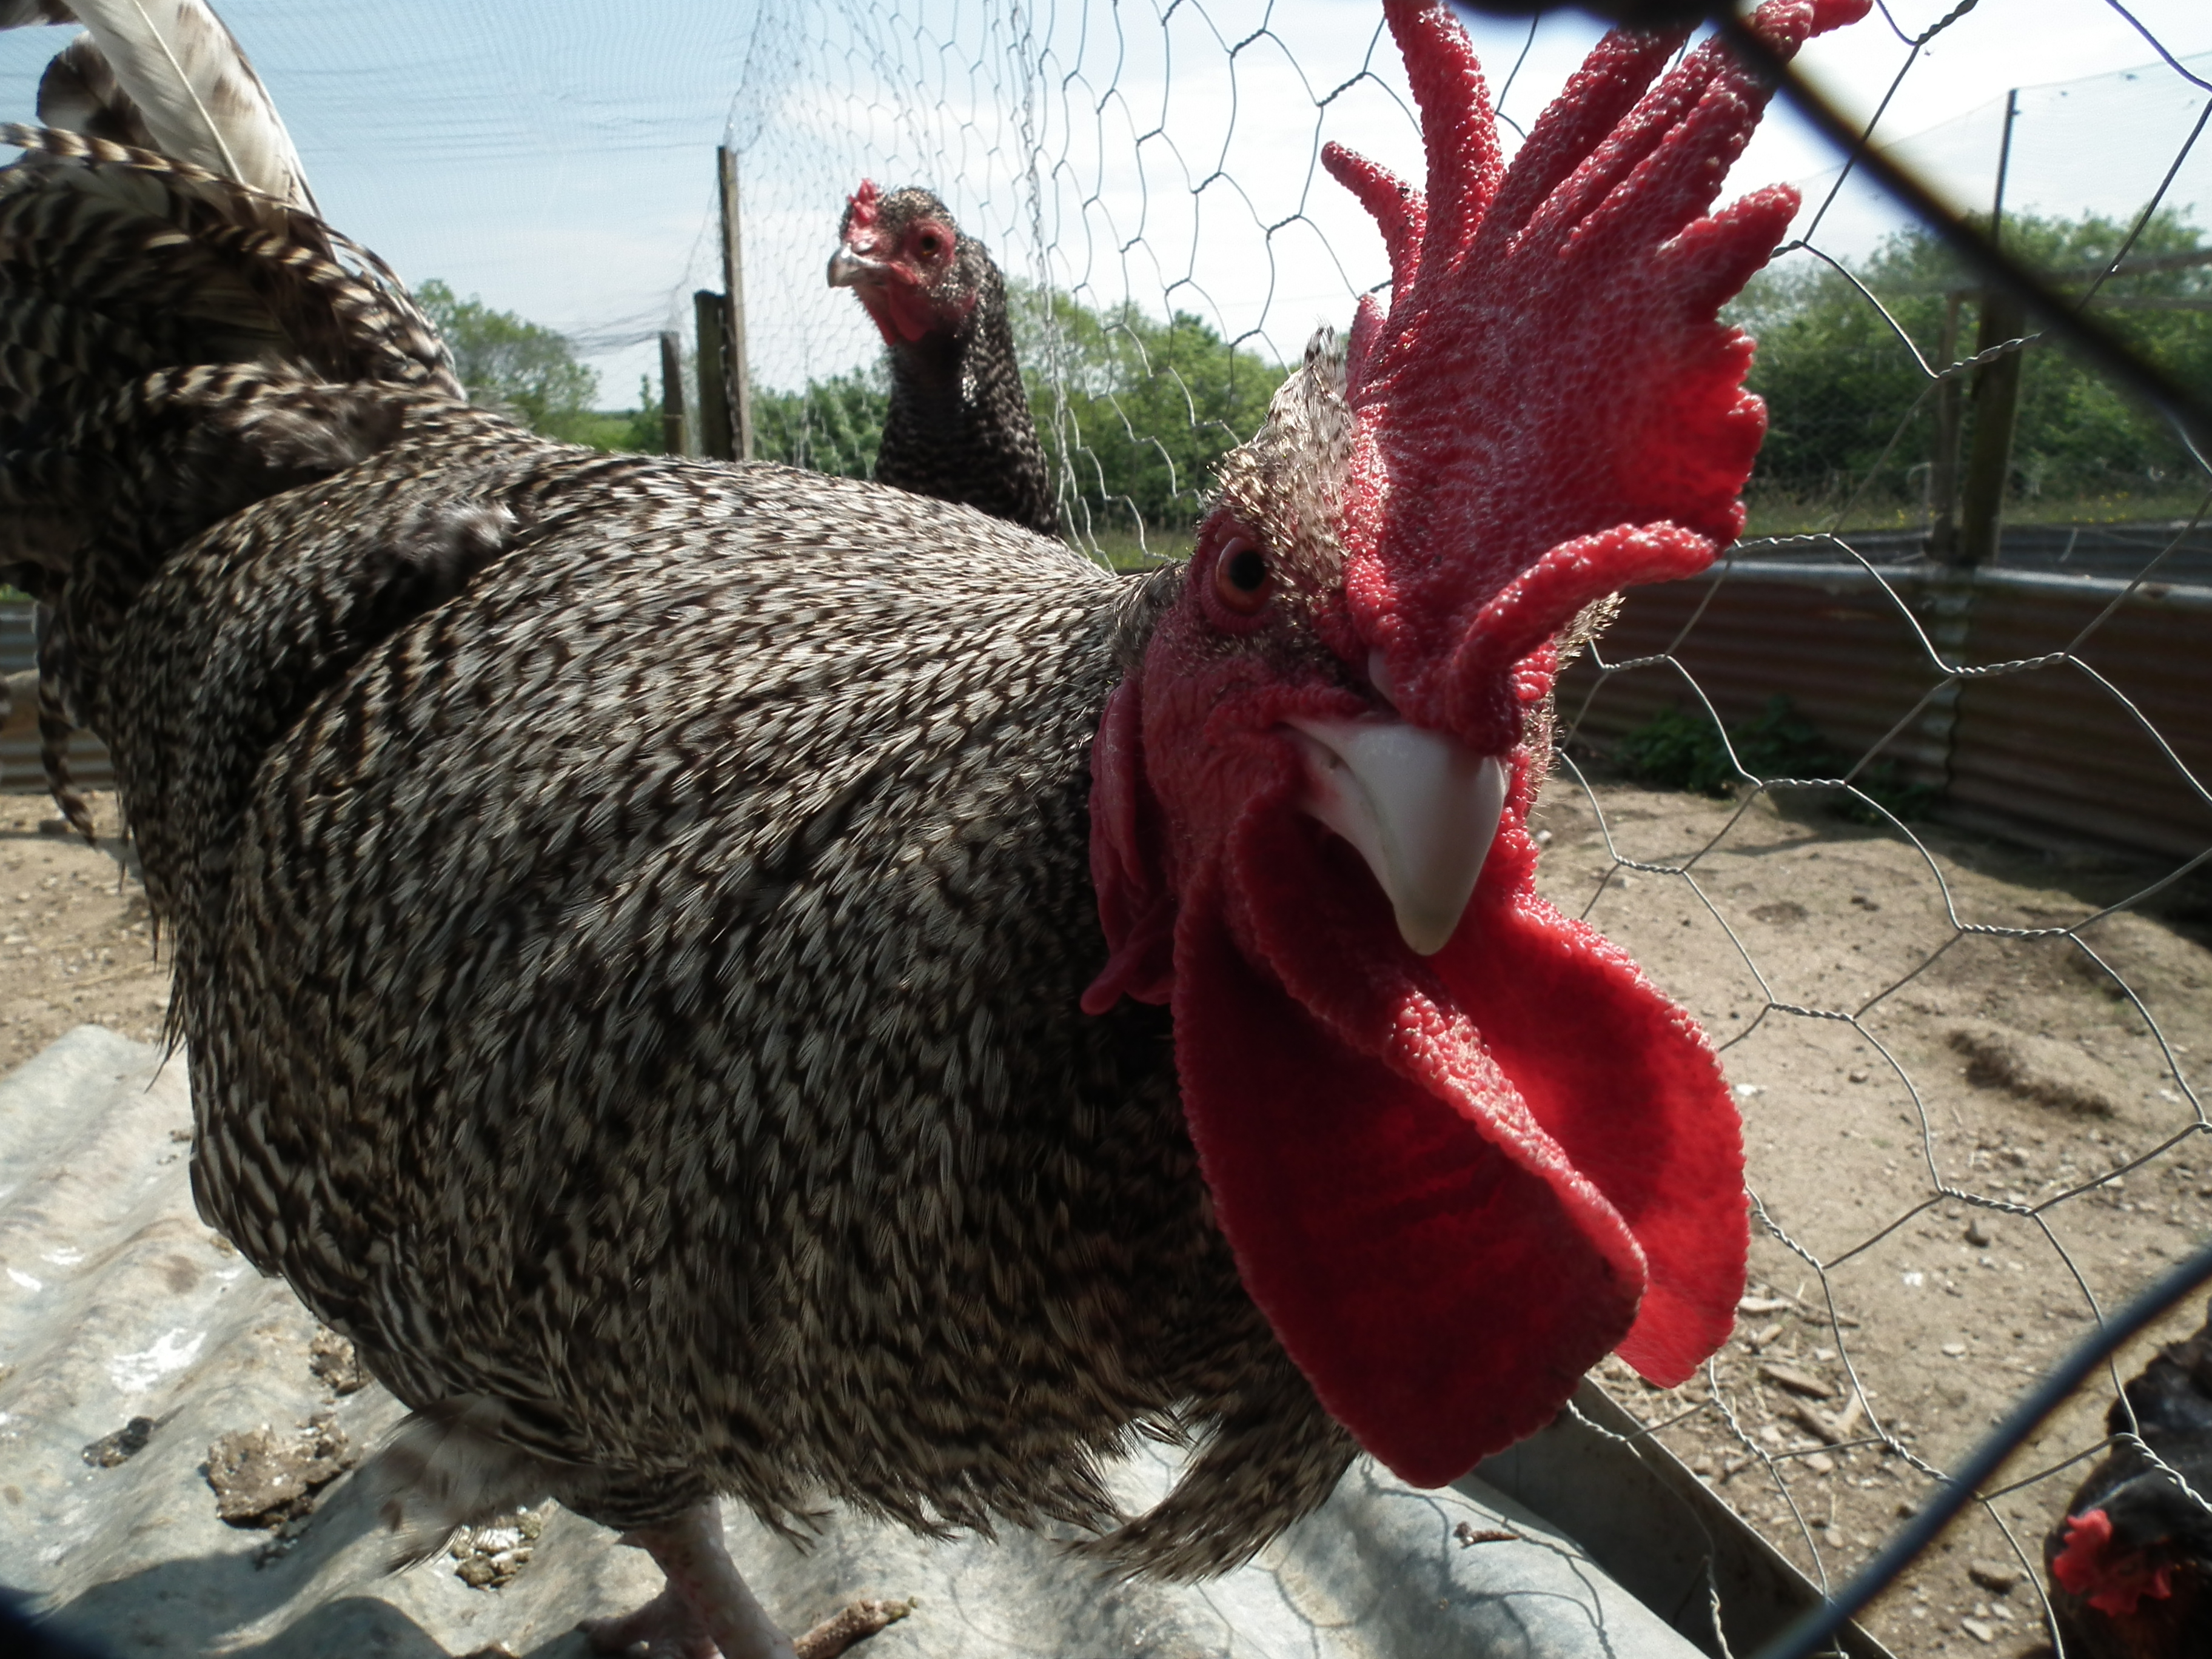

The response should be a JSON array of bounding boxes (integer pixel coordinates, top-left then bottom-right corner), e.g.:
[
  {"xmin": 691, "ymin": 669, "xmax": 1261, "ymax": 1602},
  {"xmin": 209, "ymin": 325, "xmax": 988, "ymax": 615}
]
[
  {"xmin": 1086, "ymin": 0, "xmax": 1869, "ymax": 1487},
  {"xmin": 2056, "ymin": 1506, "xmax": 2181, "ymax": 1617},
  {"xmin": 828, "ymin": 181, "xmax": 972, "ymax": 346}
]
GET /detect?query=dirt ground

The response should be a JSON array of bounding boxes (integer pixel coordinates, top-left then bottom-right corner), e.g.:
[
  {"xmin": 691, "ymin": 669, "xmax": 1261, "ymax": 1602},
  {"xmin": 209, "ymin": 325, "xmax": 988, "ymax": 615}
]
[
  {"xmin": 0, "ymin": 791, "xmax": 165, "ymax": 1073},
  {"xmin": 1526, "ymin": 769, "xmax": 2212, "ymax": 1658},
  {"xmin": 5, "ymin": 780, "xmax": 2210, "ymax": 1658}
]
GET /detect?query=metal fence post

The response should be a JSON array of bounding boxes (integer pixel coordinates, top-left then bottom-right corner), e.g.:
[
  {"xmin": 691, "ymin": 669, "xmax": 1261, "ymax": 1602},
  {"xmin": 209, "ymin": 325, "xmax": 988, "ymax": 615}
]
[{"xmin": 1955, "ymin": 89, "xmax": 2023, "ymax": 569}]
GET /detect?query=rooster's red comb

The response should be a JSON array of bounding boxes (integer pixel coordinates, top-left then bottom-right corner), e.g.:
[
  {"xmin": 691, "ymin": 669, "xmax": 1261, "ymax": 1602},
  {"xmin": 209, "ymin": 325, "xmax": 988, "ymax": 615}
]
[
  {"xmin": 845, "ymin": 178, "xmax": 883, "ymax": 230},
  {"xmin": 1327, "ymin": 0, "xmax": 1869, "ymax": 748}
]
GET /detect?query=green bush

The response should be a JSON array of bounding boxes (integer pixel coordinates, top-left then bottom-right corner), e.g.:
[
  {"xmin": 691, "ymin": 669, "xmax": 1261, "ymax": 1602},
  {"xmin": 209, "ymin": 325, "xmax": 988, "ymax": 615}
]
[{"xmin": 1614, "ymin": 695, "xmax": 1934, "ymax": 821}]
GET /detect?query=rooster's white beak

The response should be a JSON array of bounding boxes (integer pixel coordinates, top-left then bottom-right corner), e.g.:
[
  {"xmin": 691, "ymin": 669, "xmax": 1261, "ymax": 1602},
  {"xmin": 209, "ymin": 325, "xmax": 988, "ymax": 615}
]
[{"xmin": 1284, "ymin": 717, "xmax": 1510, "ymax": 956}]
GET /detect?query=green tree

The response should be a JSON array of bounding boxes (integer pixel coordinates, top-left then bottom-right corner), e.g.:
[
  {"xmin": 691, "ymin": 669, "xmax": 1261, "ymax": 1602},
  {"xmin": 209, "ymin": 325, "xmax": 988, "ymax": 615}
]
[
  {"xmin": 416, "ymin": 280, "xmax": 604, "ymax": 444},
  {"xmin": 1013, "ymin": 287, "xmax": 1284, "ymax": 532},
  {"xmin": 1728, "ymin": 210, "xmax": 2212, "ymax": 521},
  {"xmin": 751, "ymin": 367, "xmax": 889, "ymax": 480},
  {"xmin": 745, "ymin": 288, "xmax": 1284, "ymax": 535}
]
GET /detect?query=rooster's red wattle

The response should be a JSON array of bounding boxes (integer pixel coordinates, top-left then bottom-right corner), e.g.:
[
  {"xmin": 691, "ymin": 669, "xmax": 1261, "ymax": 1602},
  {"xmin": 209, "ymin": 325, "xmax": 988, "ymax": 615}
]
[{"xmin": 1088, "ymin": 0, "xmax": 1871, "ymax": 1487}]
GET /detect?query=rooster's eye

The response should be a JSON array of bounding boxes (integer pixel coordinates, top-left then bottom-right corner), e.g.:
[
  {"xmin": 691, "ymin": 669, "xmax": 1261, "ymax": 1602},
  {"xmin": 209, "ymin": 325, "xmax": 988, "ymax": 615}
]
[
  {"xmin": 915, "ymin": 229, "xmax": 945, "ymax": 257},
  {"xmin": 1213, "ymin": 538, "xmax": 1271, "ymax": 615}
]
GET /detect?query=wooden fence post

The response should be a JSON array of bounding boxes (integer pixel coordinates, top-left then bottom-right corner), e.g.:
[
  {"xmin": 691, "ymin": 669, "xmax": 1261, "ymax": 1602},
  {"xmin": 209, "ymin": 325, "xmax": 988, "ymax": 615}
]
[
  {"xmin": 719, "ymin": 146, "xmax": 754, "ymax": 462},
  {"xmin": 695, "ymin": 290, "xmax": 733, "ymax": 461},
  {"xmin": 659, "ymin": 330, "xmax": 688, "ymax": 457}
]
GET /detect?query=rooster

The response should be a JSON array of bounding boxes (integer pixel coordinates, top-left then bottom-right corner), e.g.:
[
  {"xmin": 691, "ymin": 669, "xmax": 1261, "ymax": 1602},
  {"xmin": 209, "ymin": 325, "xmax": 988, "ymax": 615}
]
[
  {"xmin": 2046, "ymin": 1299, "xmax": 2212, "ymax": 1659},
  {"xmin": 827, "ymin": 181, "xmax": 1059, "ymax": 535},
  {"xmin": 0, "ymin": 0, "xmax": 1865, "ymax": 1655}
]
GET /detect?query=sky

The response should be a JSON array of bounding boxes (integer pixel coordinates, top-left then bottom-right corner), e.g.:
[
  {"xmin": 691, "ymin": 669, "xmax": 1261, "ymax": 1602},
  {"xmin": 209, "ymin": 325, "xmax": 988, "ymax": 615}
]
[{"xmin": 0, "ymin": 0, "xmax": 2206, "ymax": 404}]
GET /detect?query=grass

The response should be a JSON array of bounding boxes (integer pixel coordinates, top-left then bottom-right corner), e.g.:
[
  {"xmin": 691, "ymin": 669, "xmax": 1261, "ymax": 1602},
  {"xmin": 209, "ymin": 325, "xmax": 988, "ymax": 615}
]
[
  {"xmin": 1739, "ymin": 491, "xmax": 2210, "ymax": 540},
  {"xmin": 1067, "ymin": 524, "xmax": 1188, "ymax": 571}
]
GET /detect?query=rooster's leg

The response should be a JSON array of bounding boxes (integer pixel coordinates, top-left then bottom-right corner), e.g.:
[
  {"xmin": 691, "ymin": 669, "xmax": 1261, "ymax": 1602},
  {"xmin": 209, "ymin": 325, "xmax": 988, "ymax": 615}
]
[{"xmin": 578, "ymin": 1500, "xmax": 908, "ymax": 1659}]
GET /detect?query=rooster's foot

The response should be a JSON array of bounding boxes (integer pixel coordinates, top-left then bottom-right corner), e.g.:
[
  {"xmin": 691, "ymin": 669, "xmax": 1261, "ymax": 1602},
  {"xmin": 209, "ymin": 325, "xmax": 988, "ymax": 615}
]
[{"xmin": 578, "ymin": 1501, "xmax": 910, "ymax": 1659}]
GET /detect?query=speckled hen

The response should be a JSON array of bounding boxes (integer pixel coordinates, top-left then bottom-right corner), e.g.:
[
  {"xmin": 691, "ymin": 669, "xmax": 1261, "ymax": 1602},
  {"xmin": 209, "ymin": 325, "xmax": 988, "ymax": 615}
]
[
  {"xmin": 0, "ymin": 1, "xmax": 1865, "ymax": 1655},
  {"xmin": 828, "ymin": 181, "xmax": 1059, "ymax": 536}
]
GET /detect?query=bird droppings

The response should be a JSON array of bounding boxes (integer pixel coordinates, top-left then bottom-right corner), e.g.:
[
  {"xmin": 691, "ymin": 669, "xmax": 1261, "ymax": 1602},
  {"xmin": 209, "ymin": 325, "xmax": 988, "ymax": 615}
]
[
  {"xmin": 449, "ymin": 1506, "xmax": 548, "ymax": 1589},
  {"xmin": 203, "ymin": 1411, "xmax": 357, "ymax": 1528},
  {"xmin": 79, "ymin": 1416, "xmax": 155, "ymax": 1468},
  {"xmin": 307, "ymin": 1327, "xmax": 368, "ymax": 1396}
]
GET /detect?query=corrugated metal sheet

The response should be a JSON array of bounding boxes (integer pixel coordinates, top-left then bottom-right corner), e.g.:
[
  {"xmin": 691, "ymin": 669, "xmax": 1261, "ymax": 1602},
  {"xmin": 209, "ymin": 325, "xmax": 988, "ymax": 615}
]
[
  {"xmin": 1, "ymin": 1027, "xmax": 1889, "ymax": 1659},
  {"xmin": 1749, "ymin": 520, "xmax": 2212, "ymax": 585},
  {"xmin": 1560, "ymin": 561, "xmax": 2212, "ymax": 860},
  {"xmin": 0, "ymin": 606, "xmax": 112, "ymax": 796}
]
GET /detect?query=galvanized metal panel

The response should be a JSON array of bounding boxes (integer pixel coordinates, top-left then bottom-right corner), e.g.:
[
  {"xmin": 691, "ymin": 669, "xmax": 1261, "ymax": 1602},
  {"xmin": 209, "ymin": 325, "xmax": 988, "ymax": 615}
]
[
  {"xmin": 1945, "ymin": 581, "xmax": 2212, "ymax": 859},
  {"xmin": 1559, "ymin": 563, "xmax": 2212, "ymax": 860}
]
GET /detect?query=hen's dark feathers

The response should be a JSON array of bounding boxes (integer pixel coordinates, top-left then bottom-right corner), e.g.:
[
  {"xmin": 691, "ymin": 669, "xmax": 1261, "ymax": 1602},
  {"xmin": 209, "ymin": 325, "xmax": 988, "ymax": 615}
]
[
  {"xmin": 857, "ymin": 186, "xmax": 1059, "ymax": 539},
  {"xmin": 0, "ymin": 118, "xmax": 454, "ymax": 829},
  {"xmin": 2045, "ymin": 1299, "xmax": 2212, "ymax": 1659}
]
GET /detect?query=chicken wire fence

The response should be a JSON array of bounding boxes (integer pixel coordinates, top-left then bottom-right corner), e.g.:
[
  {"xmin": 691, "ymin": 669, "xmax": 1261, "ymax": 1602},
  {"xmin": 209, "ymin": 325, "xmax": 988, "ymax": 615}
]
[{"xmin": 703, "ymin": 0, "xmax": 2212, "ymax": 1651}]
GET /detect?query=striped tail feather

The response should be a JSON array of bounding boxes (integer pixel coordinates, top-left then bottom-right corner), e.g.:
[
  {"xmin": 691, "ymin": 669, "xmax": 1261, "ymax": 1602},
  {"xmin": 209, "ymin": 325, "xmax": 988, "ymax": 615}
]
[{"xmin": 0, "ymin": 5, "xmax": 461, "ymax": 834}]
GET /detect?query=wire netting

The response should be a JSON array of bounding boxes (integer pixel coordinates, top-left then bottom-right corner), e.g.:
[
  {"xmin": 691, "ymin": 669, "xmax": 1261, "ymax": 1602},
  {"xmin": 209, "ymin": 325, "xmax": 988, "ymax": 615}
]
[{"xmin": 710, "ymin": 1, "xmax": 2212, "ymax": 1652}]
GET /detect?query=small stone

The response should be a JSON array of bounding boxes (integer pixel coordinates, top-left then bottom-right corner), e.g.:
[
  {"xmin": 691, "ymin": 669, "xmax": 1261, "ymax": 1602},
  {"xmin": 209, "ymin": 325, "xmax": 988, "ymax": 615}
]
[
  {"xmin": 1848, "ymin": 1069, "xmax": 1869, "ymax": 1084},
  {"xmin": 1967, "ymin": 1560, "xmax": 2023, "ymax": 1595},
  {"xmin": 1960, "ymin": 1617, "xmax": 1996, "ymax": 1644},
  {"xmin": 1805, "ymin": 1452, "xmax": 1835, "ymax": 1475},
  {"xmin": 1965, "ymin": 1219, "xmax": 1992, "ymax": 1247},
  {"xmin": 1942, "ymin": 1341, "xmax": 1968, "ymax": 1358},
  {"xmin": 82, "ymin": 1416, "xmax": 155, "ymax": 1468}
]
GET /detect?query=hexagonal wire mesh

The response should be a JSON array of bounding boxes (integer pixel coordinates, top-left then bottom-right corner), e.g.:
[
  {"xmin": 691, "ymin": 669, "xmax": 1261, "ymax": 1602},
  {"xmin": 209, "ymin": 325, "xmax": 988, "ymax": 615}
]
[{"xmin": 715, "ymin": 1, "xmax": 2212, "ymax": 1653}]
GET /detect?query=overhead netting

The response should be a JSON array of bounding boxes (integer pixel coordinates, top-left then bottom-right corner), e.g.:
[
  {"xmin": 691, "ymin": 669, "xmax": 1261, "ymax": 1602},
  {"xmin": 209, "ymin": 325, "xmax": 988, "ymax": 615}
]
[{"xmin": 718, "ymin": 2, "xmax": 2212, "ymax": 1654}]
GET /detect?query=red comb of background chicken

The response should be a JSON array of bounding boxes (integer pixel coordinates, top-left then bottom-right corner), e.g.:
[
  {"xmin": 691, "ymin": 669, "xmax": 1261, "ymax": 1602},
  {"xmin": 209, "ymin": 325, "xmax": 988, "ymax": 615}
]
[
  {"xmin": 2056, "ymin": 1507, "xmax": 2180, "ymax": 1616},
  {"xmin": 1327, "ymin": 0, "xmax": 1869, "ymax": 752},
  {"xmin": 845, "ymin": 177, "xmax": 883, "ymax": 230}
]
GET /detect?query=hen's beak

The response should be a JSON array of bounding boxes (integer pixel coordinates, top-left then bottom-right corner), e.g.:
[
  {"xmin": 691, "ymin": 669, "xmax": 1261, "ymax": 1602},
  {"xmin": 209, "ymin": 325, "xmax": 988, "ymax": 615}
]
[
  {"xmin": 826, "ymin": 246, "xmax": 885, "ymax": 289},
  {"xmin": 1284, "ymin": 717, "xmax": 1510, "ymax": 955}
]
